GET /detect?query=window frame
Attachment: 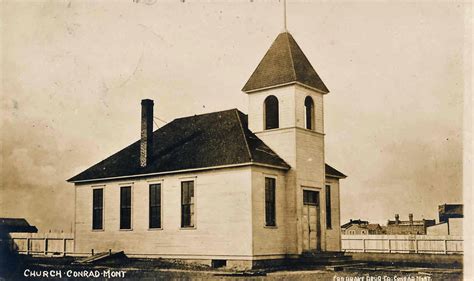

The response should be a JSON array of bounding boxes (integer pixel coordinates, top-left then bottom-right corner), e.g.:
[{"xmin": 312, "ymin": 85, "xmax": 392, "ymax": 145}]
[
  {"xmin": 180, "ymin": 180, "xmax": 196, "ymax": 229},
  {"xmin": 303, "ymin": 189, "xmax": 319, "ymax": 206},
  {"xmin": 325, "ymin": 184, "xmax": 332, "ymax": 229},
  {"xmin": 264, "ymin": 176, "xmax": 277, "ymax": 227},
  {"xmin": 92, "ymin": 187, "xmax": 104, "ymax": 231},
  {"xmin": 149, "ymin": 183, "xmax": 162, "ymax": 230},
  {"xmin": 264, "ymin": 95, "xmax": 279, "ymax": 130},
  {"xmin": 119, "ymin": 186, "xmax": 133, "ymax": 230}
]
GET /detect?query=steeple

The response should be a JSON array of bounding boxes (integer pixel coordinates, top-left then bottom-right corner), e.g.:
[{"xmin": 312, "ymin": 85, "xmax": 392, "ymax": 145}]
[{"xmin": 242, "ymin": 32, "xmax": 329, "ymax": 94}]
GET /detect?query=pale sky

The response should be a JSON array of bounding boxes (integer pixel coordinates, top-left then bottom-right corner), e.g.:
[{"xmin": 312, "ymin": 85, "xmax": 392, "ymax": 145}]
[{"xmin": 1, "ymin": 0, "xmax": 468, "ymax": 231}]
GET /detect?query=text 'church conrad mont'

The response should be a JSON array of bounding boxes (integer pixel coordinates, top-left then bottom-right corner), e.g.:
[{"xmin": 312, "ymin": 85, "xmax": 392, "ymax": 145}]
[{"xmin": 68, "ymin": 31, "xmax": 347, "ymax": 269}]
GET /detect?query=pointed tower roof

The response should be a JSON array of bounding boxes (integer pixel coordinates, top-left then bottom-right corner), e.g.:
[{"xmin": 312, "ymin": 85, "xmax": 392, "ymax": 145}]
[{"xmin": 242, "ymin": 32, "xmax": 329, "ymax": 94}]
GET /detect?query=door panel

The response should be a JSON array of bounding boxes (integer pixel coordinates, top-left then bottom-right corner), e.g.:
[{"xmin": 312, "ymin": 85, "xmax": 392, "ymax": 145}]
[{"xmin": 302, "ymin": 190, "xmax": 321, "ymax": 251}]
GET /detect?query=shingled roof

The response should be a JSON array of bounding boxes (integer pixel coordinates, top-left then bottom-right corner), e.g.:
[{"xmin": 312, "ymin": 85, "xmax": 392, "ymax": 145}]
[
  {"xmin": 242, "ymin": 32, "xmax": 329, "ymax": 93},
  {"xmin": 0, "ymin": 218, "xmax": 38, "ymax": 234},
  {"xmin": 325, "ymin": 164, "xmax": 347, "ymax": 178},
  {"xmin": 68, "ymin": 109, "xmax": 290, "ymax": 183}
]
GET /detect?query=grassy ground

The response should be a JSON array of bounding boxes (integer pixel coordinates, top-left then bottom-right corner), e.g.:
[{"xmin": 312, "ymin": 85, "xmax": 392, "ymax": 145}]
[{"xmin": 0, "ymin": 255, "xmax": 463, "ymax": 281}]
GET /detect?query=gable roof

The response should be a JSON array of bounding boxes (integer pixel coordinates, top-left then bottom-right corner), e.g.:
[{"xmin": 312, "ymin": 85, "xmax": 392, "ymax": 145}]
[
  {"xmin": 242, "ymin": 32, "xmax": 329, "ymax": 94},
  {"xmin": 367, "ymin": 224, "xmax": 382, "ymax": 231},
  {"xmin": 0, "ymin": 218, "xmax": 38, "ymax": 233},
  {"xmin": 341, "ymin": 219, "xmax": 368, "ymax": 229},
  {"xmin": 68, "ymin": 109, "xmax": 290, "ymax": 183},
  {"xmin": 325, "ymin": 164, "xmax": 347, "ymax": 178}
]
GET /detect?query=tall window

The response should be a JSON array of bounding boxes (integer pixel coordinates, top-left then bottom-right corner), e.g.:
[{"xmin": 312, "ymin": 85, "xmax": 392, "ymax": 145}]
[
  {"xmin": 325, "ymin": 185, "xmax": 332, "ymax": 229},
  {"xmin": 265, "ymin": 177, "xmax": 276, "ymax": 226},
  {"xmin": 92, "ymin": 188, "xmax": 103, "ymax": 230},
  {"xmin": 181, "ymin": 181, "xmax": 195, "ymax": 228},
  {"xmin": 305, "ymin": 96, "xmax": 315, "ymax": 130},
  {"xmin": 264, "ymin": 95, "xmax": 279, "ymax": 130},
  {"xmin": 149, "ymin": 184, "xmax": 161, "ymax": 229},
  {"xmin": 120, "ymin": 186, "xmax": 132, "ymax": 229}
]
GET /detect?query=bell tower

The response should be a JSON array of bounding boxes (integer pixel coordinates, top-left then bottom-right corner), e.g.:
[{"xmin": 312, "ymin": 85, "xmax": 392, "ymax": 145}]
[
  {"xmin": 242, "ymin": 31, "xmax": 328, "ymax": 167},
  {"xmin": 242, "ymin": 31, "xmax": 330, "ymax": 253}
]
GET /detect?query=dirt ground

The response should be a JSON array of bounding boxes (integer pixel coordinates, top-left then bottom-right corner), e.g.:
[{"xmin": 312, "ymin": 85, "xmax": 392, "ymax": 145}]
[{"xmin": 0, "ymin": 255, "xmax": 463, "ymax": 281}]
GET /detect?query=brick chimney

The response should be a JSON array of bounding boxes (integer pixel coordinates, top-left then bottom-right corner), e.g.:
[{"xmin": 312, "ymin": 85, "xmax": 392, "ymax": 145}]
[
  {"xmin": 409, "ymin": 213, "xmax": 413, "ymax": 225},
  {"xmin": 140, "ymin": 99, "xmax": 154, "ymax": 167},
  {"xmin": 395, "ymin": 214, "xmax": 400, "ymax": 224}
]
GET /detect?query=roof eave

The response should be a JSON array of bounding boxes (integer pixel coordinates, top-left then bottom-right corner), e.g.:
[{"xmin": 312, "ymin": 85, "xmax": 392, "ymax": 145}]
[
  {"xmin": 326, "ymin": 173, "xmax": 347, "ymax": 179},
  {"xmin": 67, "ymin": 161, "xmax": 290, "ymax": 184},
  {"xmin": 242, "ymin": 81, "xmax": 329, "ymax": 95}
]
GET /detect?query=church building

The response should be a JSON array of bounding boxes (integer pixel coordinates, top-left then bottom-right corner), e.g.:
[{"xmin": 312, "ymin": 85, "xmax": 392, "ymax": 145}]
[{"xmin": 68, "ymin": 31, "xmax": 346, "ymax": 269}]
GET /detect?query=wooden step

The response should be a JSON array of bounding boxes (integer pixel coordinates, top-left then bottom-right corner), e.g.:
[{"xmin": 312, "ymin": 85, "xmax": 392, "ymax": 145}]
[{"xmin": 73, "ymin": 251, "xmax": 124, "ymax": 264}]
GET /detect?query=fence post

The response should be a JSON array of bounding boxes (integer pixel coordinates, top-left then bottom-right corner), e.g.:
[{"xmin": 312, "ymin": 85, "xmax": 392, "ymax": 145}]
[
  {"xmin": 63, "ymin": 239, "xmax": 67, "ymax": 257},
  {"xmin": 444, "ymin": 239, "xmax": 448, "ymax": 254},
  {"xmin": 26, "ymin": 238, "xmax": 30, "ymax": 255},
  {"xmin": 414, "ymin": 236, "xmax": 418, "ymax": 254},
  {"xmin": 43, "ymin": 238, "xmax": 47, "ymax": 256},
  {"xmin": 388, "ymin": 239, "xmax": 391, "ymax": 253},
  {"xmin": 362, "ymin": 238, "xmax": 366, "ymax": 253}
]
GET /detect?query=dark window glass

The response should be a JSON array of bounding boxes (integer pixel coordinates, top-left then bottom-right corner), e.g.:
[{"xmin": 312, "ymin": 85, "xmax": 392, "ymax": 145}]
[
  {"xmin": 264, "ymin": 96, "xmax": 279, "ymax": 130},
  {"xmin": 149, "ymin": 184, "xmax": 161, "ymax": 229},
  {"xmin": 265, "ymin": 177, "xmax": 276, "ymax": 226},
  {"xmin": 303, "ymin": 190, "xmax": 319, "ymax": 206},
  {"xmin": 181, "ymin": 181, "xmax": 195, "ymax": 228},
  {"xmin": 92, "ymin": 189, "xmax": 103, "ymax": 230},
  {"xmin": 326, "ymin": 185, "xmax": 332, "ymax": 229},
  {"xmin": 120, "ymin": 186, "xmax": 132, "ymax": 229},
  {"xmin": 305, "ymin": 96, "xmax": 314, "ymax": 130}
]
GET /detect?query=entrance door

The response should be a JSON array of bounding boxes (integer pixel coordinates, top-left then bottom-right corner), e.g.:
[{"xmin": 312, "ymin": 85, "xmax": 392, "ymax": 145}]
[{"xmin": 302, "ymin": 190, "xmax": 321, "ymax": 252}]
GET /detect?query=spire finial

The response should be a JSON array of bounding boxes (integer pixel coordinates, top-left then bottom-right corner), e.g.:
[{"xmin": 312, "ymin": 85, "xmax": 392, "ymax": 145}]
[{"xmin": 283, "ymin": 0, "xmax": 287, "ymax": 32}]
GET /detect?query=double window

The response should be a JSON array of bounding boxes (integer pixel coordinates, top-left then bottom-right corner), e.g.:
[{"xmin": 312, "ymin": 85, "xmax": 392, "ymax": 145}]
[
  {"xmin": 265, "ymin": 177, "xmax": 276, "ymax": 226},
  {"xmin": 92, "ymin": 188, "xmax": 103, "ymax": 230},
  {"xmin": 181, "ymin": 181, "xmax": 195, "ymax": 228},
  {"xmin": 149, "ymin": 184, "xmax": 161, "ymax": 229},
  {"xmin": 120, "ymin": 186, "xmax": 132, "ymax": 230}
]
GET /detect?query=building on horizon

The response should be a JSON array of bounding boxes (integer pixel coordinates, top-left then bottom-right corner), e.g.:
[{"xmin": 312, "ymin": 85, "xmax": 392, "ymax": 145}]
[
  {"xmin": 385, "ymin": 214, "xmax": 435, "ymax": 235},
  {"xmin": 341, "ymin": 219, "xmax": 384, "ymax": 235},
  {"xmin": 427, "ymin": 204, "xmax": 463, "ymax": 236},
  {"xmin": 0, "ymin": 218, "xmax": 38, "ymax": 237}
]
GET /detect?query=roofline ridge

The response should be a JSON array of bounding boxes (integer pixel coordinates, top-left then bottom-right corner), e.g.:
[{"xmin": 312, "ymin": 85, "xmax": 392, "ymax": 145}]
[
  {"xmin": 234, "ymin": 110, "xmax": 253, "ymax": 162},
  {"xmin": 173, "ymin": 108, "xmax": 239, "ymax": 121},
  {"xmin": 285, "ymin": 32, "xmax": 297, "ymax": 81}
]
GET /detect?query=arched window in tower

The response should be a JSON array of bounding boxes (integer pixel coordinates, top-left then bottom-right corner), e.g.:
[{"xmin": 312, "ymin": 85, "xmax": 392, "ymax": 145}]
[
  {"xmin": 264, "ymin": 95, "xmax": 279, "ymax": 130},
  {"xmin": 304, "ymin": 96, "xmax": 315, "ymax": 130}
]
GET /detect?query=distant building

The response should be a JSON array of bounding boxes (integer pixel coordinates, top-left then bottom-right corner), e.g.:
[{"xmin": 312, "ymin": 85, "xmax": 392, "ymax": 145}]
[
  {"xmin": 0, "ymin": 218, "xmax": 38, "ymax": 237},
  {"xmin": 341, "ymin": 219, "xmax": 383, "ymax": 235},
  {"xmin": 427, "ymin": 204, "xmax": 463, "ymax": 236},
  {"xmin": 438, "ymin": 204, "xmax": 463, "ymax": 223},
  {"xmin": 385, "ymin": 214, "xmax": 435, "ymax": 235}
]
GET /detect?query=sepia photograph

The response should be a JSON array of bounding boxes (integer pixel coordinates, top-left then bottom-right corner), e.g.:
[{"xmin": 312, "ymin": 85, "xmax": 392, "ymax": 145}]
[{"xmin": 1, "ymin": 0, "xmax": 471, "ymax": 280}]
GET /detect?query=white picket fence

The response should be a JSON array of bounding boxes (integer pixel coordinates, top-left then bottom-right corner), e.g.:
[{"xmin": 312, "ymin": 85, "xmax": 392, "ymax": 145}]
[
  {"xmin": 7, "ymin": 233, "xmax": 74, "ymax": 256},
  {"xmin": 341, "ymin": 234, "xmax": 463, "ymax": 254}
]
